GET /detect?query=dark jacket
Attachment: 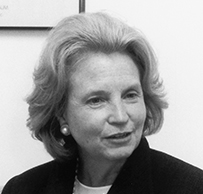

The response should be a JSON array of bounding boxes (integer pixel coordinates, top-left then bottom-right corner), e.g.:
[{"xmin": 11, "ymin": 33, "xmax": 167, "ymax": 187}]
[{"xmin": 2, "ymin": 138, "xmax": 203, "ymax": 194}]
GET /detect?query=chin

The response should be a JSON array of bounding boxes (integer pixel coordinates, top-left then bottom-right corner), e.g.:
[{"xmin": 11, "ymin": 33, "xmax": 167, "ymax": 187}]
[{"xmin": 105, "ymin": 146, "xmax": 136, "ymax": 162}]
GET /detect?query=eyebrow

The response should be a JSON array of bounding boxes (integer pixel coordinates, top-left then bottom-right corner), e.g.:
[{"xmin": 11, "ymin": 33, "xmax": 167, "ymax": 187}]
[
  {"xmin": 82, "ymin": 90, "xmax": 111, "ymax": 100},
  {"xmin": 121, "ymin": 84, "xmax": 143, "ymax": 96},
  {"xmin": 83, "ymin": 83, "xmax": 143, "ymax": 100}
]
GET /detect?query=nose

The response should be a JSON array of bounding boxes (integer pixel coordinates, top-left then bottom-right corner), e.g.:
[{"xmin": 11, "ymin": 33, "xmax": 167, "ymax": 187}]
[{"xmin": 108, "ymin": 100, "xmax": 129, "ymax": 125}]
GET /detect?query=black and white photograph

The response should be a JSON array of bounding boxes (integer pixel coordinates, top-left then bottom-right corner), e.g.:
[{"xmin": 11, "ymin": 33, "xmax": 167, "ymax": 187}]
[{"xmin": 1, "ymin": 0, "xmax": 203, "ymax": 193}]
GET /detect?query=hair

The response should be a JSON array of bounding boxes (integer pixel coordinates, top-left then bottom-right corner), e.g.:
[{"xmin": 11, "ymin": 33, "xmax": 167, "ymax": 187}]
[{"xmin": 26, "ymin": 12, "xmax": 168, "ymax": 161}]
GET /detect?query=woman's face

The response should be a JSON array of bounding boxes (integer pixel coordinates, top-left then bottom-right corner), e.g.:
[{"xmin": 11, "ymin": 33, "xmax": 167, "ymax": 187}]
[{"xmin": 65, "ymin": 52, "xmax": 146, "ymax": 163}]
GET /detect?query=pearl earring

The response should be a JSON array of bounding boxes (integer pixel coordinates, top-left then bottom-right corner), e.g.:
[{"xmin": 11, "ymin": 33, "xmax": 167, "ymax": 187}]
[{"xmin": 61, "ymin": 124, "xmax": 70, "ymax": 136}]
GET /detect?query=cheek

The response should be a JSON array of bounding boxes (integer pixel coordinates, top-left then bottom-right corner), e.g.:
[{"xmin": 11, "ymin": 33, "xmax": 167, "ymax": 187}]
[
  {"xmin": 131, "ymin": 104, "xmax": 147, "ymax": 128},
  {"xmin": 68, "ymin": 111, "xmax": 101, "ymax": 141}
]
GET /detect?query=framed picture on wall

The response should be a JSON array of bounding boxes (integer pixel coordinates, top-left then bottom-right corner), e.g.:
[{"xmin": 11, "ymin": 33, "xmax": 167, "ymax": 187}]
[{"xmin": 0, "ymin": 0, "xmax": 85, "ymax": 29}]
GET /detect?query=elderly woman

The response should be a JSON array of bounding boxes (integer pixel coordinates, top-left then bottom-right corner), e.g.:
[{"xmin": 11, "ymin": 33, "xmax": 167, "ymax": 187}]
[{"xmin": 2, "ymin": 12, "xmax": 203, "ymax": 194}]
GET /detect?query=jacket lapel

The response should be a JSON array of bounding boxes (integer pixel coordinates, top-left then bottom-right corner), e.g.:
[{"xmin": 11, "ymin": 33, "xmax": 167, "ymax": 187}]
[{"xmin": 108, "ymin": 138, "xmax": 154, "ymax": 194}]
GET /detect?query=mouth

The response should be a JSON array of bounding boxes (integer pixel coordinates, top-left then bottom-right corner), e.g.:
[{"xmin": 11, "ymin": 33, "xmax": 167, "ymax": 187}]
[{"xmin": 106, "ymin": 132, "xmax": 132, "ymax": 139}]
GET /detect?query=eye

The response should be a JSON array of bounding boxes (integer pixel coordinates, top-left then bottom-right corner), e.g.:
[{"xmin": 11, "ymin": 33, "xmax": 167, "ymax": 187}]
[
  {"xmin": 87, "ymin": 97, "xmax": 105, "ymax": 107},
  {"xmin": 124, "ymin": 91, "xmax": 139, "ymax": 101}
]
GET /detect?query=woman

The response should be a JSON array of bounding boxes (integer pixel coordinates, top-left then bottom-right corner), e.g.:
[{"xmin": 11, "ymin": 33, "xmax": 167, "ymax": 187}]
[{"xmin": 2, "ymin": 12, "xmax": 203, "ymax": 194}]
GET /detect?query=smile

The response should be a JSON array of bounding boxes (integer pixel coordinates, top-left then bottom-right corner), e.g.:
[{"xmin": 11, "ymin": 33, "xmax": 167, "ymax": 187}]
[{"xmin": 106, "ymin": 132, "xmax": 132, "ymax": 139}]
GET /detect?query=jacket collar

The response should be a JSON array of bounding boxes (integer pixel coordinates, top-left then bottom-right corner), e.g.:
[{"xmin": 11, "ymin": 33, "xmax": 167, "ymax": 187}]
[
  {"xmin": 108, "ymin": 137, "xmax": 154, "ymax": 194},
  {"xmin": 44, "ymin": 157, "xmax": 77, "ymax": 194}
]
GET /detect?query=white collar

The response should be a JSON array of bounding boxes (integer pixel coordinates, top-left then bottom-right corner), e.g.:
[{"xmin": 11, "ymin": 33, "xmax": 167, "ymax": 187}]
[{"xmin": 74, "ymin": 177, "xmax": 111, "ymax": 194}]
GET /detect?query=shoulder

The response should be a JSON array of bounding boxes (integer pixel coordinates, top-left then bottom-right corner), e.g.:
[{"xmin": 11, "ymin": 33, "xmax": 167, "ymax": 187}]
[
  {"xmin": 2, "ymin": 160, "xmax": 72, "ymax": 194},
  {"xmin": 150, "ymin": 148, "xmax": 203, "ymax": 178},
  {"xmin": 150, "ymin": 149, "xmax": 203, "ymax": 193},
  {"xmin": 12, "ymin": 160, "xmax": 56, "ymax": 181}
]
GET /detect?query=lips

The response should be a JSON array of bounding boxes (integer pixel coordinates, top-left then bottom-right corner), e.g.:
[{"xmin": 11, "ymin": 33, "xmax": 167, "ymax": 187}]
[{"xmin": 106, "ymin": 132, "xmax": 131, "ymax": 139}]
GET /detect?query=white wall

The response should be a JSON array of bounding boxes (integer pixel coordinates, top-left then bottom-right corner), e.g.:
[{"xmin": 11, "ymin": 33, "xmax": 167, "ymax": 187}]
[
  {"xmin": 0, "ymin": 30, "xmax": 52, "ymax": 186},
  {"xmin": 1, "ymin": 0, "xmax": 203, "ymax": 186}
]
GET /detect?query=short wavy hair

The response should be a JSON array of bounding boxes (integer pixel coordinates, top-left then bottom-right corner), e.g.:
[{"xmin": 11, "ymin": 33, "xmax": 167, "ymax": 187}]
[{"xmin": 26, "ymin": 12, "xmax": 168, "ymax": 161}]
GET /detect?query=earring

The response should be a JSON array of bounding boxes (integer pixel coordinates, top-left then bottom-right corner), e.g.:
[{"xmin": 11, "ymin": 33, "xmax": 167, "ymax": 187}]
[
  {"xmin": 61, "ymin": 124, "xmax": 70, "ymax": 136},
  {"xmin": 59, "ymin": 139, "xmax": 65, "ymax": 146}
]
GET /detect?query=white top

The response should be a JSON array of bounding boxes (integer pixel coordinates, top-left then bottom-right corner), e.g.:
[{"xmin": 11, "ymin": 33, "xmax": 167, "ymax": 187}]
[{"xmin": 74, "ymin": 178, "xmax": 112, "ymax": 194}]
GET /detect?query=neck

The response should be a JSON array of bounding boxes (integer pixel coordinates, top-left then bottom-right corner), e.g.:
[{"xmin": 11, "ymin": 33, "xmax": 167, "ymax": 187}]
[{"xmin": 77, "ymin": 155, "xmax": 126, "ymax": 187}]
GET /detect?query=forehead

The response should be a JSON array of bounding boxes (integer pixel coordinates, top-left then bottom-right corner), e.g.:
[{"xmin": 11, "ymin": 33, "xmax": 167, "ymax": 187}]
[
  {"xmin": 69, "ymin": 52, "xmax": 141, "ymax": 91},
  {"xmin": 72, "ymin": 51, "xmax": 139, "ymax": 77}
]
